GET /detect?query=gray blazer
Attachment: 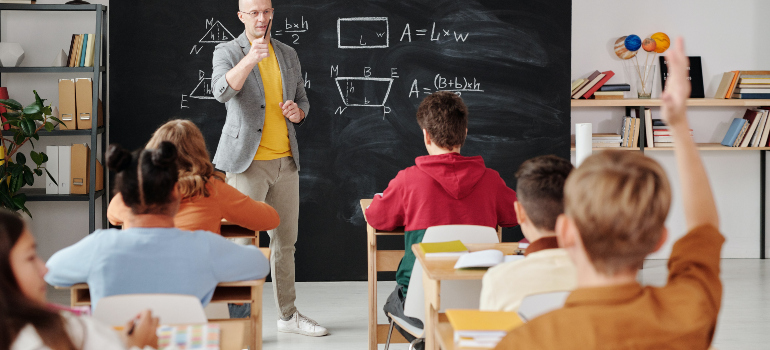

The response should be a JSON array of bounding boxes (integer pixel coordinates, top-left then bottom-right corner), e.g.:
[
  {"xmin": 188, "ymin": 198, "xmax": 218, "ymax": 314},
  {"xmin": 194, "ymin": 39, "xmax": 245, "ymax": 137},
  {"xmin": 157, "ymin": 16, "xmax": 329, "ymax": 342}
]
[{"xmin": 211, "ymin": 32, "xmax": 309, "ymax": 173}]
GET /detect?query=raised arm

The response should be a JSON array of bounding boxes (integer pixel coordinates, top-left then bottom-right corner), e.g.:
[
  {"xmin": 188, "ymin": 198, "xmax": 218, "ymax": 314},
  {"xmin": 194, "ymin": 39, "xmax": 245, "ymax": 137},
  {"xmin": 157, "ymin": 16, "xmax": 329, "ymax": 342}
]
[{"xmin": 660, "ymin": 38, "xmax": 719, "ymax": 231}]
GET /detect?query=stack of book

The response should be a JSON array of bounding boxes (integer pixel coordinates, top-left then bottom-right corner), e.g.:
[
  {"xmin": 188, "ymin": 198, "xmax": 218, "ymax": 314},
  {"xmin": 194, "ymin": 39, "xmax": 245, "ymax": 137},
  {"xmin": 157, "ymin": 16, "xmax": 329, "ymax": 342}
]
[
  {"xmin": 65, "ymin": 34, "xmax": 97, "ymax": 68},
  {"xmin": 650, "ymin": 120, "xmax": 692, "ymax": 147},
  {"xmin": 446, "ymin": 309, "xmax": 524, "ymax": 349},
  {"xmin": 594, "ymin": 84, "xmax": 630, "ymax": 100},
  {"xmin": 714, "ymin": 71, "xmax": 770, "ymax": 99},
  {"xmin": 571, "ymin": 70, "xmax": 616, "ymax": 99},
  {"xmin": 721, "ymin": 108, "xmax": 770, "ymax": 148},
  {"xmin": 592, "ymin": 133, "xmax": 622, "ymax": 148}
]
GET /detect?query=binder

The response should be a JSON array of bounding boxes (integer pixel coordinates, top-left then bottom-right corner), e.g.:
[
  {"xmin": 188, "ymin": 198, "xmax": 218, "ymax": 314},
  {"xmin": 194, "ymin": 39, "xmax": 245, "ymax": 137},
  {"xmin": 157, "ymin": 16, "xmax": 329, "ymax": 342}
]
[
  {"xmin": 58, "ymin": 145, "xmax": 71, "ymax": 194},
  {"xmin": 58, "ymin": 79, "xmax": 77, "ymax": 130},
  {"xmin": 70, "ymin": 143, "xmax": 104, "ymax": 195},
  {"xmin": 45, "ymin": 146, "xmax": 59, "ymax": 195},
  {"xmin": 75, "ymin": 78, "xmax": 103, "ymax": 129}
]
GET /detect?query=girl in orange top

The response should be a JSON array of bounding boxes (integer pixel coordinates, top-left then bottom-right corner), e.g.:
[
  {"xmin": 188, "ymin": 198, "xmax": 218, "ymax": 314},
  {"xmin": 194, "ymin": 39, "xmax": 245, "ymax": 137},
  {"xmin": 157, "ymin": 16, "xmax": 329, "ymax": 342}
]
[{"xmin": 107, "ymin": 119, "xmax": 279, "ymax": 234}]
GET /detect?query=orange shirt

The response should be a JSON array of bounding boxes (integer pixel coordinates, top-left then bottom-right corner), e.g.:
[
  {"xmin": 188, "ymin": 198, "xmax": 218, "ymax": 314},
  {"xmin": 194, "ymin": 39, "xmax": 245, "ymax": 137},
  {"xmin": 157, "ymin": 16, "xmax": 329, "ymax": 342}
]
[
  {"xmin": 495, "ymin": 225, "xmax": 724, "ymax": 350},
  {"xmin": 254, "ymin": 42, "xmax": 291, "ymax": 160},
  {"xmin": 107, "ymin": 179, "xmax": 280, "ymax": 234}
]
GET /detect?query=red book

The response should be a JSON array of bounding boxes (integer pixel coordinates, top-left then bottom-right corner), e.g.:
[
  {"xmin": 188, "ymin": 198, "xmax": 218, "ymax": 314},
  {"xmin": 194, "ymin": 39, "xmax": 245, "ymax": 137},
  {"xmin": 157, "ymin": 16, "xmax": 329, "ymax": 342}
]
[
  {"xmin": 0, "ymin": 87, "xmax": 9, "ymax": 131},
  {"xmin": 583, "ymin": 71, "xmax": 615, "ymax": 99}
]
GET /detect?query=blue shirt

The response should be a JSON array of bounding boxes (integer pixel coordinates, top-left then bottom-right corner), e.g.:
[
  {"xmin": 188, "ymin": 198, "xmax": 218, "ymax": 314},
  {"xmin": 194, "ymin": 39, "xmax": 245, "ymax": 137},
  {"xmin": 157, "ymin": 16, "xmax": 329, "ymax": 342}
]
[{"xmin": 44, "ymin": 227, "xmax": 269, "ymax": 310}]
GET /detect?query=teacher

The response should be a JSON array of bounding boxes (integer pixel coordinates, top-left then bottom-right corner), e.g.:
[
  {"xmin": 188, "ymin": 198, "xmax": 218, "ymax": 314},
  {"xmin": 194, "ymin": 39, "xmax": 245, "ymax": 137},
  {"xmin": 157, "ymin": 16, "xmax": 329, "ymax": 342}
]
[{"xmin": 212, "ymin": 0, "xmax": 327, "ymax": 337}]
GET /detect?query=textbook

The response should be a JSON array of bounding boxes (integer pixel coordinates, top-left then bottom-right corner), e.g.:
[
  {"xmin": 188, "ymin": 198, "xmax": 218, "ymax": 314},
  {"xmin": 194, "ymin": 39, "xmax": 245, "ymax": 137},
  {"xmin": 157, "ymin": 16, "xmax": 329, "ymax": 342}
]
[
  {"xmin": 157, "ymin": 324, "xmax": 220, "ymax": 350},
  {"xmin": 453, "ymin": 249, "xmax": 523, "ymax": 269},
  {"xmin": 722, "ymin": 118, "xmax": 747, "ymax": 147},
  {"xmin": 418, "ymin": 240, "xmax": 468, "ymax": 257},
  {"xmin": 446, "ymin": 309, "xmax": 523, "ymax": 349}
]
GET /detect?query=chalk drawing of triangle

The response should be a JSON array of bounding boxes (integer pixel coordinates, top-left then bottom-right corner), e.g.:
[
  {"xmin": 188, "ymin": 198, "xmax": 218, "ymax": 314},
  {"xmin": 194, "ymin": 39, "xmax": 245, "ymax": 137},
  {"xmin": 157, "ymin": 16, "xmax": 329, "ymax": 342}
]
[
  {"xmin": 190, "ymin": 78, "xmax": 215, "ymax": 99},
  {"xmin": 199, "ymin": 21, "xmax": 236, "ymax": 43}
]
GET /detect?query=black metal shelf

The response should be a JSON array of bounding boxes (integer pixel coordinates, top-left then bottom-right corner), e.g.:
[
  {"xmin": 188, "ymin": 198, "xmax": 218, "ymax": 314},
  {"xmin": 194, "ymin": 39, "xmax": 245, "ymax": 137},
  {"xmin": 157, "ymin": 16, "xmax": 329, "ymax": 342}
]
[
  {"xmin": 0, "ymin": 67, "xmax": 105, "ymax": 73},
  {"xmin": 0, "ymin": 4, "xmax": 105, "ymax": 11},
  {"xmin": 20, "ymin": 188, "xmax": 104, "ymax": 202},
  {"xmin": 38, "ymin": 126, "xmax": 105, "ymax": 136}
]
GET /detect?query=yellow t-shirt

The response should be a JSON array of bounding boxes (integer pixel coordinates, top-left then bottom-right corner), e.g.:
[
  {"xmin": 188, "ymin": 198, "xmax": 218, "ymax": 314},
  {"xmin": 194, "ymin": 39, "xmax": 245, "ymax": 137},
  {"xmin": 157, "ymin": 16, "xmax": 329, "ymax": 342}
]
[{"xmin": 254, "ymin": 42, "xmax": 292, "ymax": 160}]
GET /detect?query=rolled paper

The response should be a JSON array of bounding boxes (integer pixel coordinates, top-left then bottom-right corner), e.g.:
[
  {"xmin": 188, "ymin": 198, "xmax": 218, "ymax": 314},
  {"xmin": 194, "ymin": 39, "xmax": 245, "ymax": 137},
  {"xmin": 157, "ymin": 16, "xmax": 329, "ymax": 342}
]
[
  {"xmin": 642, "ymin": 38, "xmax": 657, "ymax": 52},
  {"xmin": 614, "ymin": 36, "xmax": 637, "ymax": 59},
  {"xmin": 651, "ymin": 32, "xmax": 670, "ymax": 53},
  {"xmin": 575, "ymin": 123, "xmax": 593, "ymax": 167},
  {"xmin": 624, "ymin": 35, "xmax": 642, "ymax": 51}
]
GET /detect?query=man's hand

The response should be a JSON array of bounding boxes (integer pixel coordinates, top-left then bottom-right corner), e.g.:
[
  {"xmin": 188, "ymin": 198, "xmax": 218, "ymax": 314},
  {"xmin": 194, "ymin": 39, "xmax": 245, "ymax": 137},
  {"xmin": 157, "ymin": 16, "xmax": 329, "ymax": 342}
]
[
  {"xmin": 246, "ymin": 37, "xmax": 269, "ymax": 66},
  {"xmin": 660, "ymin": 37, "xmax": 690, "ymax": 130},
  {"xmin": 280, "ymin": 100, "xmax": 304, "ymax": 123}
]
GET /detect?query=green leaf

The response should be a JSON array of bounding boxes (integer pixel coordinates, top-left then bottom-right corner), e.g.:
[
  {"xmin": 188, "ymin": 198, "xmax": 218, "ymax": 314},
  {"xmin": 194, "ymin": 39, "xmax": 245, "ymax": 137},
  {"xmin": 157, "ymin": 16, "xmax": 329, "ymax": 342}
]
[
  {"xmin": 0, "ymin": 99, "xmax": 23, "ymax": 111},
  {"xmin": 33, "ymin": 168, "xmax": 42, "ymax": 176},
  {"xmin": 2, "ymin": 111, "xmax": 21, "ymax": 119},
  {"xmin": 45, "ymin": 169, "xmax": 57, "ymax": 185},
  {"xmin": 44, "ymin": 122, "xmax": 54, "ymax": 132},
  {"xmin": 19, "ymin": 119, "xmax": 31, "ymax": 135},
  {"xmin": 50, "ymin": 117, "xmax": 67, "ymax": 128},
  {"xmin": 0, "ymin": 190, "xmax": 14, "ymax": 209},
  {"xmin": 22, "ymin": 104, "xmax": 41, "ymax": 115},
  {"xmin": 30, "ymin": 151, "xmax": 41, "ymax": 166},
  {"xmin": 23, "ymin": 167, "xmax": 33, "ymax": 186},
  {"xmin": 41, "ymin": 152, "xmax": 48, "ymax": 163},
  {"xmin": 15, "ymin": 153, "xmax": 25, "ymax": 165},
  {"xmin": 33, "ymin": 90, "xmax": 43, "ymax": 106},
  {"xmin": 20, "ymin": 206, "xmax": 31, "ymax": 219},
  {"xmin": 42, "ymin": 106, "xmax": 52, "ymax": 115},
  {"xmin": 26, "ymin": 120, "xmax": 37, "ymax": 136}
]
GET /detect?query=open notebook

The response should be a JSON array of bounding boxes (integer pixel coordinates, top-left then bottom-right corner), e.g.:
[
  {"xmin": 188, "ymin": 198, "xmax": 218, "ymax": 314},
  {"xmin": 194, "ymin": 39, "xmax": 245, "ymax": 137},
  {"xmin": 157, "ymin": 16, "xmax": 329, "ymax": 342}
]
[{"xmin": 157, "ymin": 324, "xmax": 220, "ymax": 350}]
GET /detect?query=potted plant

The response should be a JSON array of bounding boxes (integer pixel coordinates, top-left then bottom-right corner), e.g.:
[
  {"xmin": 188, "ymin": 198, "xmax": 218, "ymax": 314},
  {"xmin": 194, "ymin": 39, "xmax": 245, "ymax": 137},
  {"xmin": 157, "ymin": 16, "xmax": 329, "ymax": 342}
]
[{"xmin": 0, "ymin": 91, "xmax": 65, "ymax": 217}]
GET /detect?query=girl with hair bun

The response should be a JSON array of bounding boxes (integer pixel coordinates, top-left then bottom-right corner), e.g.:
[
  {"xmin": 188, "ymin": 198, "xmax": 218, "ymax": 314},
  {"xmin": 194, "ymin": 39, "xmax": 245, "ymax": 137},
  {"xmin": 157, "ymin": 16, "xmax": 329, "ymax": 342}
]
[
  {"xmin": 44, "ymin": 142, "xmax": 270, "ymax": 311},
  {"xmin": 107, "ymin": 119, "xmax": 279, "ymax": 234}
]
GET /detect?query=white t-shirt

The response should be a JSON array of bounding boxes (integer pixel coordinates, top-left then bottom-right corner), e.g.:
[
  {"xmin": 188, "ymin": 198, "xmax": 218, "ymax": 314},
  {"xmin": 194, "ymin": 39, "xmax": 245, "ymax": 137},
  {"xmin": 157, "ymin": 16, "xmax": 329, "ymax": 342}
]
[{"xmin": 11, "ymin": 311, "xmax": 152, "ymax": 350}]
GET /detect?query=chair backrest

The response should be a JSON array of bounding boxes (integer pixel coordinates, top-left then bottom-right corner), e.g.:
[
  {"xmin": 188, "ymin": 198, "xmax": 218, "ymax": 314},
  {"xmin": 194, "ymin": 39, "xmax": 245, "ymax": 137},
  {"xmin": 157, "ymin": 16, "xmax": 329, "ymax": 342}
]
[
  {"xmin": 93, "ymin": 294, "xmax": 207, "ymax": 326},
  {"xmin": 403, "ymin": 225, "xmax": 500, "ymax": 321},
  {"xmin": 517, "ymin": 291, "xmax": 571, "ymax": 322}
]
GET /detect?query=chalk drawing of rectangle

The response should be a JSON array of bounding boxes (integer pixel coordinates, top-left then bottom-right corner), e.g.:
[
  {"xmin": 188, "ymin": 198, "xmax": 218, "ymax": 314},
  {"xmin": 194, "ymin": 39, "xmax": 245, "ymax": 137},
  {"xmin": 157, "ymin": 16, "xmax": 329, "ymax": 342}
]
[
  {"xmin": 335, "ymin": 77, "xmax": 394, "ymax": 107},
  {"xmin": 337, "ymin": 17, "xmax": 389, "ymax": 49}
]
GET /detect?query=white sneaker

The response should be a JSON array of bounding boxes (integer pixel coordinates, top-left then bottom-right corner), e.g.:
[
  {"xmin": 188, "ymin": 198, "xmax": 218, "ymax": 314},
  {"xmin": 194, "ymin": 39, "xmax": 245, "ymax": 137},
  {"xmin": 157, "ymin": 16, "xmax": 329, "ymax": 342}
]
[{"xmin": 277, "ymin": 311, "xmax": 329, "ymax": 337}]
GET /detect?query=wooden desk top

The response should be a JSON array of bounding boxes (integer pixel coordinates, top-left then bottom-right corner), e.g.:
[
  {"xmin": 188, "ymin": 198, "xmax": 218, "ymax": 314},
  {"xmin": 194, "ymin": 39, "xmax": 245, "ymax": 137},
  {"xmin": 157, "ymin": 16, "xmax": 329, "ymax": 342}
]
[
  {"xmin": 412, "ymin": 243, "xmax": 520, "ymax": 281},
  {"xmin": 360, "ymin": 198, "xmax": 405, "ymax": 235}
]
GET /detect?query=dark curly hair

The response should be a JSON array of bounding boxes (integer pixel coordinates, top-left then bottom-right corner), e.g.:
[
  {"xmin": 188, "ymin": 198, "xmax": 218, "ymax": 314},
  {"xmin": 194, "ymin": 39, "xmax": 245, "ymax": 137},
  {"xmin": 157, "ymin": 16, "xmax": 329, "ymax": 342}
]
[{"xmin": 107, "ymin": 142, "xmax": 179, "ymax": 215}]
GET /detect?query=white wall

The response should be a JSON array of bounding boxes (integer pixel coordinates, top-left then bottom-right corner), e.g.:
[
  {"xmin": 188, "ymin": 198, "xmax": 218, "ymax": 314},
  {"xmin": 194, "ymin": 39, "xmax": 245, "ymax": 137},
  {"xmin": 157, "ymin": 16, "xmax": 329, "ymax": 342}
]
[
  {"xmin": 572, "ymin": 0, "xmax": 770, "ymax": 258},
  {"xmin": 1, "ymin": 0, "xmax": 108, "ymax": 260}
]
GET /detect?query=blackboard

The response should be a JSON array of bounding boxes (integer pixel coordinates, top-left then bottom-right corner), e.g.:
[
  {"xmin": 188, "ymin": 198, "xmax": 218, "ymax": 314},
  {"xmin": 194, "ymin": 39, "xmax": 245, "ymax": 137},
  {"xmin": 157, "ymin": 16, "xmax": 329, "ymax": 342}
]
[{"xmin": 110, "ymin": 0, "xmax": 572, "ymax": 282}]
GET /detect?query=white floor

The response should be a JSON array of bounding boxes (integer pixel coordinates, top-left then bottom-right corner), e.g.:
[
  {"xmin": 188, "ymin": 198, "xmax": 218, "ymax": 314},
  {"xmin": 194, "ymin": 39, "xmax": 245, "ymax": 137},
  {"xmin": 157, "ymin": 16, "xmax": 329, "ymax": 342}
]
[{"xmin": 47, "ymin": 259, "xmax": 770, "ymax": 350}]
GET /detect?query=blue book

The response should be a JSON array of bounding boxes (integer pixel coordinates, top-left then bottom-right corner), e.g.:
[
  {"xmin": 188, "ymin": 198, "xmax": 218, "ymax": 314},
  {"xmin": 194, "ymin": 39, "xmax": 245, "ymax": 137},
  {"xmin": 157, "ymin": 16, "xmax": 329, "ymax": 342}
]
[
  {"xmin": 740, "ymin": 93, "xmax": 770, "ymax": 99},
  {"xmin": 722, "ymin": 118, "xmax": 747, "ymax": 146},
  {"xmin": 79, "ymin": 34, "xmax": 88, "ymax": 67}
]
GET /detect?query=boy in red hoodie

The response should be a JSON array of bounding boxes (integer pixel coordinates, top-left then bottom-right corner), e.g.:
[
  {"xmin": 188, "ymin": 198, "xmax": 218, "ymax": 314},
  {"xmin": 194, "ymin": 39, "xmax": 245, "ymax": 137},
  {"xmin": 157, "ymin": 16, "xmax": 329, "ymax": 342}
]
[{"xmin": 365, "ymin": 91, "xmax": 518, "ymax": 343}]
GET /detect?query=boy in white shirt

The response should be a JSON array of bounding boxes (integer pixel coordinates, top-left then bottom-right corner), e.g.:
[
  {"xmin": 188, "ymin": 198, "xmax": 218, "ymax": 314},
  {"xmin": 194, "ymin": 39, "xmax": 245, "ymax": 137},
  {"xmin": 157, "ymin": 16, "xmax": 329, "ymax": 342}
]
[{"xmin": 480, "ymin": 155, "xmax": 577, "ymax": 312}]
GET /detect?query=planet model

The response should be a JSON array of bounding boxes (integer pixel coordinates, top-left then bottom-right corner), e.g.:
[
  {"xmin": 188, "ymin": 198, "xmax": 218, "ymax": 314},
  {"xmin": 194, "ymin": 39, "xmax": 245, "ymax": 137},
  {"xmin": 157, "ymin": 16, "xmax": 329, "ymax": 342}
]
[
  {"xmin": 651, "ymin": 32, "xmax": 670, "ymax": 53},
  {"xmin": 624, "ymin": 35, "xmax": 642, "ymax": 51},
  {"xmin": 614, "ymin": 36, "xmax": 637, "ymax": 59},
  {"xmin": 642, "ymin": 38, "xmax": 657, "ymax": 52}
]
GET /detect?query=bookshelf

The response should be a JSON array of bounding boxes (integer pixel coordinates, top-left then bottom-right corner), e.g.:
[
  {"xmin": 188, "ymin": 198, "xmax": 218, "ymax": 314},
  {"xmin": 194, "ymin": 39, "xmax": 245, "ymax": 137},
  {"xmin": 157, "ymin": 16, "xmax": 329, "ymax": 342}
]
[
  {"xmin": 0, "ymin": 4, "xmax": 108, "ymax": 233},
  {"xmin": 571, "ymin": 97, "xmax": 767, "ymax": 259}
]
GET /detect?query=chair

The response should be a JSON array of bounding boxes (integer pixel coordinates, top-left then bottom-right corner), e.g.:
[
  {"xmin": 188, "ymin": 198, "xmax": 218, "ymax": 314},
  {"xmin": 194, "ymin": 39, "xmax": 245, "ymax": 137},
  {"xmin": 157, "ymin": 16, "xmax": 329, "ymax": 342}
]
[
  {"xmin": 516, "ymin": 291, "xmax": 571, "ymax": 322},
  {"xmin": 385, "ymin": 225, "xmax": 500, "ymax": 350},
  {"xmin": 93, "ymin": 294, "xmax": 207, "ymax": 326}
]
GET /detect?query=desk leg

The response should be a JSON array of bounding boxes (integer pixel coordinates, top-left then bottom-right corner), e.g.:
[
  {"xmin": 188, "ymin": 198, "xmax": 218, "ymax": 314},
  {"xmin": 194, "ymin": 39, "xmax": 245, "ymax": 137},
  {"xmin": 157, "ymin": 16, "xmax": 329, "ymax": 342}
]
[
  {"xmin": 251, "ymin": 284, "xmax": 263, "ymax": 350},
  {"xmin": 423, "ymin": 270, "xmax": 440, "ymax": 350},
  {"xmin": 367, "ymin": 225, "xmax": 377, "ymax": 350}
]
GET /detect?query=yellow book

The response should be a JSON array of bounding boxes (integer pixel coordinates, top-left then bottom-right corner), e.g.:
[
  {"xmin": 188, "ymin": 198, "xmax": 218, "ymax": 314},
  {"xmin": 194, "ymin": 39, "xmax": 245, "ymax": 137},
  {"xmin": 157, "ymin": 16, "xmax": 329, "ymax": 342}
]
[
  {"xmin": 446, "ymin": 309, "xmax": 523, "ymax": 332},
  {"xmin": 418, "ymin": 240, "xmax": 468, "ymax": 257}
]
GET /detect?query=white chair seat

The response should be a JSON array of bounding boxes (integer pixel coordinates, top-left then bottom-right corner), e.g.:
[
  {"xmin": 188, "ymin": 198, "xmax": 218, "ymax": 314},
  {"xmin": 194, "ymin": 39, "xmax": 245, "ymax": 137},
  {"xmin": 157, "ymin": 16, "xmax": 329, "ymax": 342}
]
[
  {"xmin": 93, "ymin": 294, "xmax": 207, "ymax": 326},
  {"xmin": 387, "ymin": 312, "xmax": 424, "ymax": 338}
]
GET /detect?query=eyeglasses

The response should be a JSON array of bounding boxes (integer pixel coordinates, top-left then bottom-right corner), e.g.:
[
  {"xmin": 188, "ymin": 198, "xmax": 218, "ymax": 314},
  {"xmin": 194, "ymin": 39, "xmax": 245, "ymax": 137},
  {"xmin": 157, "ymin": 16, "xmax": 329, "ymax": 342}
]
[{"xmin": 239, "ymin": 9, "xmax": 274, "ymax": 18}]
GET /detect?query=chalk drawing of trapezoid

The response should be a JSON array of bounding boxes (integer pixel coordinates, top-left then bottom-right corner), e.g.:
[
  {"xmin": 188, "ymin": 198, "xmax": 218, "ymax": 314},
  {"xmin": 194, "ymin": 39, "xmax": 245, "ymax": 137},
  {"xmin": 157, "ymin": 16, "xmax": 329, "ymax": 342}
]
[
  {"xmin": 190, "ymin": 77, "xmax": 214, "ymax": 100},
  {"xmin": 199, "ymin": 20, "xmax": 236, "ymax": 43},
  {"xmin": 337, "ymin": 17, "xmax": 389, "ymax": 49},
  {"xmin": 335, "ymin": 77, "xmax": 393, "ymax": 107}
]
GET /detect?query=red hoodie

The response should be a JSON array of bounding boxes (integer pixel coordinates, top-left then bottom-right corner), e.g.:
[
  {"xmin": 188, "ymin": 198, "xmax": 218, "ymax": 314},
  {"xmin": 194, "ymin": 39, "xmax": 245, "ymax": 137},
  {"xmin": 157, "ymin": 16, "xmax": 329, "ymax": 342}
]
[{"xmin": 366, "ymin": 152, "xmax": 518, "ymax": 231}]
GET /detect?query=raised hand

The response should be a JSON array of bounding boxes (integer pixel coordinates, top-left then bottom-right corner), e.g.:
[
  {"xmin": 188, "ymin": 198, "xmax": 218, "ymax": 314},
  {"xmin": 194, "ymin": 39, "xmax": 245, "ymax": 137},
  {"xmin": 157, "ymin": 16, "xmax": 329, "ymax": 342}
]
[{"xmin": 660, "ymin": 37, "xmax": 691, "ymax": 130}]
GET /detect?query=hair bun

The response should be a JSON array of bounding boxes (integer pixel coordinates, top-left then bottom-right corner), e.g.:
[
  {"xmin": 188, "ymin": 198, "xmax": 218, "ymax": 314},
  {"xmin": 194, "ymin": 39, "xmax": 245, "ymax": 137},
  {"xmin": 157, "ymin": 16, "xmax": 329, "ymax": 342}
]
[
  {"xmin": 152, "ymin": 141, "xmax": 178, "ymax": 167},
  {"xmin": 106, "ymin": 144, "xmax": 132, "ymax": 172}
]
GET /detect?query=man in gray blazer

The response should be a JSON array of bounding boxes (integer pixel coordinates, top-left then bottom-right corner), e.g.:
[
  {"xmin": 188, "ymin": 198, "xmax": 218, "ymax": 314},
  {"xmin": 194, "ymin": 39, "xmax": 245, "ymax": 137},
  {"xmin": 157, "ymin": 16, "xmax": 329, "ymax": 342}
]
[{"xmin": 212, "ymin": 0, "xmax": 328, "ymax": 337}]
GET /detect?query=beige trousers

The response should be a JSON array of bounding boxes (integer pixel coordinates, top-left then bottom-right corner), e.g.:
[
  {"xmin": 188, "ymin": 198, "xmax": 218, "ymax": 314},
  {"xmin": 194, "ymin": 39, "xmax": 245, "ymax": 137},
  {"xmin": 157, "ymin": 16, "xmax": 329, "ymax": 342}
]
[{"xmin": 226, "ymin": 157, "xmax": 298, "ymax": 318}]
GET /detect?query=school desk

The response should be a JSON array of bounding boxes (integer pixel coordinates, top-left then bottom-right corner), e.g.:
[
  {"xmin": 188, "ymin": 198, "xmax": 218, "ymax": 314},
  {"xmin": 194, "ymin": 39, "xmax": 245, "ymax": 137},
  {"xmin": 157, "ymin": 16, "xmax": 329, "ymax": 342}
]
[
  {"xmin": 56, "ymin": 247, "xmax": 270, "ymax": 350},
  {"xmin": 221, "ymin": 219, "xmax": 267, "ymax": 247},
  {"xmin": 413, "ymin": 242, "xmax": 520, "ymax": 350}
]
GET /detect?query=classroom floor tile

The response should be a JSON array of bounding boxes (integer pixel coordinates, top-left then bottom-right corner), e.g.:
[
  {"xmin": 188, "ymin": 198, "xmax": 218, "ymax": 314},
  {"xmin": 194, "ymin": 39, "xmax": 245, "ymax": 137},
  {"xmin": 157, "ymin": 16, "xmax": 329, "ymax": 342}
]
[{"xmin": 45, "ymin": 259, "xmax": 770, "ymax": 350}]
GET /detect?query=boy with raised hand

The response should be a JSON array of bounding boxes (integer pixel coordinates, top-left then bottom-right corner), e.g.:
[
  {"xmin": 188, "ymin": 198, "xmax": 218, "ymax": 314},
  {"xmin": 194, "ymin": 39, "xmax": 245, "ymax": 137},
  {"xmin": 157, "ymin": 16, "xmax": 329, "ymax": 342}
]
[
  {"xmin": 495, "ymin": 38, "xmax": 723, "ymax": 349},
  {"xmin": 365, "ymin": 91, "xmax": 519, "ymax": 342},
  {"xmin": 480, "ymin": 155, "xmax": 577, "ymax": 312}
]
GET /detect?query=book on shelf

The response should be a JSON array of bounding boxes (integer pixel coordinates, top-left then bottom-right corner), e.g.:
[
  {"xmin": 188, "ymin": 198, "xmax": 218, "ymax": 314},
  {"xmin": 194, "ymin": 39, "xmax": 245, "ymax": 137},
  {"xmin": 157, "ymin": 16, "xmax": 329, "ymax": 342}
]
[
  {"xmin": 446, "ymin": 309, "xmax": 524, "ymax": 349},
  {"xmin": 759, "ymin": 108, "xmax": 770, "ymax": 147},
  {"xmin": 660, "ymin": 56, "xmax": 704, "ymax": 98},
  {"xmin": 418, "ymin": 240, "xmax": 468, "ymax": 257},
  {"xmin": 644, "ymin": 108, "xmax": 654, "ymax": 148},
  {"xmin": 725, "ymin": 70, "xmax": 742, "ymax": 99},
  {"xmin": 571, "ymin": 71, "xmax": 601, "ymax": 98},
  {"xmin": 79, "ymin": 33, "xmax": 88, "ymax": 67},
  {"xmin": 734, "ymin": 121, "xmax": 750, "ymax": 147},
  {"xmin": 592, "ymin": 133, "xmax": 622, "ymax": 141},
  {"xmin": 714, "ymin": 72, "xmax": 736, "ymax": 99},
  {"xmin": 571, "ymin": 79, "xmax": 588, "ymax": 94},
  {"xmin": 740, "ymin": 78, "xmax": 770, "ymax": 85},
  {"xmin": 750, "ymin": 109, "xmax": 768, "ymax": 147},
  {"xmin": 722, "ymin": 118, "xmax": 748, "ymax": 147},
  {"xmin": 69, "ymin": 35, "xmax": 81, "ymax": 67},
  {"xmin": 598, "ymin": 84, "xmax": 630, "ymax": 92},
  {"xmin": 582, "ymin": 71, "xmax": 615, "ymax": 99},
  {"xmin": 730, "ymin": 71, "xmax": 770, "ymax": 98},
  {"xmin": 737, "ymin": 84, "xmax": 770, "ymax": 89},
  {"xmin": 740, "ymin": 109, "xmax": 763, "ymax": 147},
  {"xmin": 735, "ymin": 93, "xmax": 770, "ymax": 99},
  {"xmin": 593, "ymin": 91, "xmax": 624, "ymax": 100},
  {"xmin": 573, "ymin": 71, "xmax": 605, "ymax": 99}
]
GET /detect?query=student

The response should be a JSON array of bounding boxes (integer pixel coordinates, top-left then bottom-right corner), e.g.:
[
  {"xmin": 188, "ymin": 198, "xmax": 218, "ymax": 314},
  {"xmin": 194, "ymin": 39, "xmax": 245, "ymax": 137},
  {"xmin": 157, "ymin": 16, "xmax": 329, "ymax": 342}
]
[
  {"xmin": 45, "ymin": 142, "xmax": 270, "ymax": 310},
  {"xmin": 365, "ymin": 91, "xmax": 518, "ymax": 341},
  {"xmin": 107, "ymin": 119, "xmax": 280, "ymax": 234},
  {"xmin": 495, "ymin": 38, "xmax": 723, "ymax": 349},
  {"xmin": 479, "ymin": 155, "xmax": 577, "ymax": 312},
  {"xmin": 0, "ymin": 210, "xmax": 159, "ymax": 350}
]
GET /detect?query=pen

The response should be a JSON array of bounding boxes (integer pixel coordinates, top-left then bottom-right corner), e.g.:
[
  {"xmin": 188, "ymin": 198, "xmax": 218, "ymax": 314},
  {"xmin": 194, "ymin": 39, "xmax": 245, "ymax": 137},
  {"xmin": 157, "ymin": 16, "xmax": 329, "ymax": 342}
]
[{"xmin": 127, "ymin": 319, "xmax": 136, "ymax": 335}]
